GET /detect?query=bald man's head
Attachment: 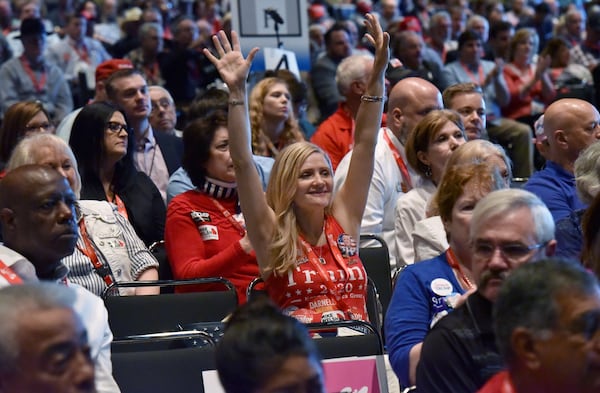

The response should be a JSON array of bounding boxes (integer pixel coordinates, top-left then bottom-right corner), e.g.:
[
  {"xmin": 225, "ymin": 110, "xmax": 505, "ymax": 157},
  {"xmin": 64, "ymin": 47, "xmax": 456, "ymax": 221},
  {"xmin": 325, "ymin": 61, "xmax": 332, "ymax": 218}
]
[
  {"xmin": 0, "ymin": 165, "xmax": 78, "ymax": 278},
  {"xmin": 543, "ymin": 99, "xmax": 600, "ymax": 168},
  {"xmin": 387, "ymin": 77, "xmax": 443, "ymax": 143}
]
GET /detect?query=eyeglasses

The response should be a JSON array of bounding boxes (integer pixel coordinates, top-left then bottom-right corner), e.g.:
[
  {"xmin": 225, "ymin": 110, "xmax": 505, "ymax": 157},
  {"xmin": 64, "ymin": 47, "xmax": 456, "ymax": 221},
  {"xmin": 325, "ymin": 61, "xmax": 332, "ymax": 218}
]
[
  {"xmin": 566, "ymin": 310, "xmax": 600, "ymax": 342},
  {"xmin": 151, "ymin": 98, "xmax": 173, "ymax": 113},
  {"xmin": 24, "ymin": 122, "xmax": 54, "ymax": 134},
  {"xmin": 106, "ymin": 122, "xmax": 129, "ymax": 134},
  {"xmin": 472, "ymin": 241, "xmax": 549, "ymax": 262}
]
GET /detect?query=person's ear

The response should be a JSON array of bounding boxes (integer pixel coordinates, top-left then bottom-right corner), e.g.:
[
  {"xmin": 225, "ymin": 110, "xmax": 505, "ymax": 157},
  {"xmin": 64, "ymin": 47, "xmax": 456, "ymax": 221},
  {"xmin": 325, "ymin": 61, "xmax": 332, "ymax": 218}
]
[
  {"xmin": 554, "ymin": 129, "xmax": 568, "ymax": 150},
  {"xmin": 350, "ymin": 79, "xmax": 366, "ymax": 95},
  {"xmin": 544, "ymin": 239, "xmax": 557, "ymax": 257},
  {"xmin": 391, "ymin": 107, "xmax": 403, "ymax": 129},
  {"xmin": 0, "ymin": 208, "xmax": 15, "ymax": 230},
  {"xmin": 442, "ymin": 217, "xmax": 451, "ymax": 235},
  {"xmin": 511, "ymin": 327, "xmax": 543, "ymax": 370},
  {"xmin": 417, "ymin": 150, "xmax": 431, "ymax": 167}
]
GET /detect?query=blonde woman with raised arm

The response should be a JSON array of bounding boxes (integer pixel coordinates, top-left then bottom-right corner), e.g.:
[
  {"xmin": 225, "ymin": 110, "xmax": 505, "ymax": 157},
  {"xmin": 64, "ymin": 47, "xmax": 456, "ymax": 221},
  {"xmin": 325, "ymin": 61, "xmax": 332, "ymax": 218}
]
[{"xmin": 204, "ymin": 14, "xmax": 389, "ymax": 323}]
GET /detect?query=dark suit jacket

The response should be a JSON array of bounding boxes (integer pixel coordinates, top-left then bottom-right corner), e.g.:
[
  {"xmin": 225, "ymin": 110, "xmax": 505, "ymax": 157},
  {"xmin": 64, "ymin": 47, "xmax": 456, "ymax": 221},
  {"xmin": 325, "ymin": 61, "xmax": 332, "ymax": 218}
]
[{"xmin": 155, "ymin": 131, "xmax": 183, "ymax": 176}]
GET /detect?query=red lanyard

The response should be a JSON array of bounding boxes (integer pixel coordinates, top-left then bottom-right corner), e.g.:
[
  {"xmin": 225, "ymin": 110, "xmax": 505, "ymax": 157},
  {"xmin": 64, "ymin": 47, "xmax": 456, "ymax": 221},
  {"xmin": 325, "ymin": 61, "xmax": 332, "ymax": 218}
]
[
  {"xmin": 383, "ymin": 129, "xmax": 413, "ymax": 192},
  {"xmin": 77, "ymin": 220, "xmax": 114, "ymax": 287},
  {"xmin": 299, "ymin": 219, "xmax": 352, "ymax": 299},
  {"xmin": 144, "ymin": 62, "xmax": 159, "ymax": 83},
  {"xmin": 446, "ymin": 248, "xmax": 475, "ymax": 290},
  {"xmin": 19, "ymin": 56, "xmax": 46, "ymax": 93},
  {"xmin": 72, "ymin": 42, "xmax": 89, "ymax": 63},
  {"xmin": 0, "ymin": 259, "xmax": 24, "ymax": 284},
  {"xmin": 460, "ymin": 61, "xmax": 484, "ymax": 86},
  {"xmin": 210, "ymin": 198, "xmax": 246, "ymax": 237},
  {"xmin": 113, "ymin": 194, "xmax": 129, "ymax": 220}
]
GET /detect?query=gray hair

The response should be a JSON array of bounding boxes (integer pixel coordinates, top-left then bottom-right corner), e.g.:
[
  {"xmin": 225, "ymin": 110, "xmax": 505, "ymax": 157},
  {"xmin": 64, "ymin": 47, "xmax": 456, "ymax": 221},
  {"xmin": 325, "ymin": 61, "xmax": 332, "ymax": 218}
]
[
  {"xmin": 430, "ymin": 10, "xmax": 451, "ymax": 28},
  {"xmin": 470, "ymin": 188, "xmax": 555, "ymax": 243},
  {"xmin": 335, "ymin": 54, "xmax": 374, "ymax": 96},
  {"xmin": 467, "ymin": 14, "xmax": 489, "ymax": 36},
  {"xmin": 149, "ymin": 85, "xmax": 174, "ymax": 101},
  {"xmin": 575, "ymin": 141, "xmax": 600, "ymax": 205},
  {"xmin": 138, "ymin": 22, "xmax": 163, "ymax": 40},
  {"xmin": 6, "ymin": 133, "xmax": 82, "ymax": 198},
  {"xmin": 494, "ymin": 258, "xmax": 598, "ymax": 363},
  {"xmin": 0, "ymin": 283, "xmax": 77, "ymax": 374}
]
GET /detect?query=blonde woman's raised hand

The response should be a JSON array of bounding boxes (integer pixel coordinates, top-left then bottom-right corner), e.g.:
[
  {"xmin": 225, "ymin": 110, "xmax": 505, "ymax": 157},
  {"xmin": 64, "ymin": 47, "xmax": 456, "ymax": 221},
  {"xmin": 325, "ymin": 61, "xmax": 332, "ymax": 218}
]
[
  {"xmin": 203, "ymin": 31, "xmax": 259, "ymax": 91},
  {"xmin": 363, "ymin": 13, "xmax": 389, "ymax": 78}
]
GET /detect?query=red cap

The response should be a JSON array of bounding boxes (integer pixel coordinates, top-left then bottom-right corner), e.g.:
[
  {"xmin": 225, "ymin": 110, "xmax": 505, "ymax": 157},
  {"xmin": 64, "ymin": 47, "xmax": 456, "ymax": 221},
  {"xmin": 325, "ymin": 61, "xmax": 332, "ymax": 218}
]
[
  {"xmin": 398, "ymin": 16, "xmax": 422, "ymax": 33},
  {"xmin": 309, "ymin": 4, "xmax": 326, "ymax": 20},
  {"xmin": 95, "ymin": 59, "xmax": 134, "ymax": 82},
  {"xmin": 356, "ymin": 0, "xmax": 372, "ymax": 15}
]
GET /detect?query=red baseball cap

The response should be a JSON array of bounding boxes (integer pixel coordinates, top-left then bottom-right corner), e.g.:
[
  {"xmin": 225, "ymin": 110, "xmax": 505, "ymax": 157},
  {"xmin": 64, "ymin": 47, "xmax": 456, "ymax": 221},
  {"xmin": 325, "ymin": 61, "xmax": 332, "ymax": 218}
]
[{"xmin": 95, "ymin": 59, "xmax": 134, "ymax": 83}]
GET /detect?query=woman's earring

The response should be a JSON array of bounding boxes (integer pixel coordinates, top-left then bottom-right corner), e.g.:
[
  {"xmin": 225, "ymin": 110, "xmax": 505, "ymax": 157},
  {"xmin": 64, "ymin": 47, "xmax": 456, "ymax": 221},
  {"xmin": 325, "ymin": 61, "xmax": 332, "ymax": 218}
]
[{"xmin": 425, "ymin": 166, "xmax": 432, "ymax": 178}]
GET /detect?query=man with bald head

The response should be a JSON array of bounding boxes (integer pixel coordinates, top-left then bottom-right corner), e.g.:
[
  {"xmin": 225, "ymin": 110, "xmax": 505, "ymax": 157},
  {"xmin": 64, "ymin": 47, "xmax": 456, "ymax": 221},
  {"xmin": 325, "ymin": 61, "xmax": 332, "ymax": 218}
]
[
  {"xmin": 149, "ymin": 85, "xmax": 182, "ymax": 138},
  {"xmin": 524, "ymin": 98, "xmax": 600, "ymax": 222},
  {"xmin": 334, "ymin": 77, "xmax": 443, "ymax": 268},
  {"xmin": 0, "ymin": 165, "xmax": 120, "ymax": 392}
]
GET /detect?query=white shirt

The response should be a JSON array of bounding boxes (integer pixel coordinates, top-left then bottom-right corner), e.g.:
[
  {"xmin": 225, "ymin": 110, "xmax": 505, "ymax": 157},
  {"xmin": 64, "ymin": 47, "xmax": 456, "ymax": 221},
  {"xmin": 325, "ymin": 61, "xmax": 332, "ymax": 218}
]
[
  {"xmin": 334, "ymin": 127, "xmax": 420, "ymax": 269},
  {"xmin": 0, "ymin": 245, "xmax": 121, "ymax": 393},
  {"xmin": 394, "ymin": 177, "xmax": 437, "ymax": 265},
  {"xmin": 412, "ymin": 216, "xmax": 448, "ymax": 263}
]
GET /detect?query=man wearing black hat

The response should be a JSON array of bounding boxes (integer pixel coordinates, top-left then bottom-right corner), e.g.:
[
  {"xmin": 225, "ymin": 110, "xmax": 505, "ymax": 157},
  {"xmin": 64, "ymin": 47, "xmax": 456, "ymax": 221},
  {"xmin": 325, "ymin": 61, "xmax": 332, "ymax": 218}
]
[{"xmin": 0, "ymin": 17, "xmax": 73, "ymax": 123}]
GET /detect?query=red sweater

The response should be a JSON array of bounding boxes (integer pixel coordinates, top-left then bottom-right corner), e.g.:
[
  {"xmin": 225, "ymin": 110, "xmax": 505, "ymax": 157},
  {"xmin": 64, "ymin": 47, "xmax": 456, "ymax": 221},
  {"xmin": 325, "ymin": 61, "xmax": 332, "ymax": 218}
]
[
  {"xmin": 502, "ymin": 63, "xmax": 543, "ymax": 120},
  {"xmin": 165, "ymin": 190, "xmax": 259, "ymax": 302}
]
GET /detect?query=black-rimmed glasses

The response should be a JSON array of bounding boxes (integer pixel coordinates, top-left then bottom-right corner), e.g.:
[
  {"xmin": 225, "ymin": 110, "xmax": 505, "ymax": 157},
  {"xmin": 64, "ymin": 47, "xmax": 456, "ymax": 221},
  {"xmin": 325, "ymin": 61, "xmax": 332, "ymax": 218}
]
[{"xmin": 106, "ymin": 122, "xmax": 129, "ymax": 134}]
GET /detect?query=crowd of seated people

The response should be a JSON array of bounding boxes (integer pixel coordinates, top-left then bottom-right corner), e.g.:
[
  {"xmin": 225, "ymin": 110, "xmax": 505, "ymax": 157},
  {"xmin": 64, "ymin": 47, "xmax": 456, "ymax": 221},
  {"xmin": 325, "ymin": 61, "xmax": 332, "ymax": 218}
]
[{"xmin": 2, "ymin": 1, "xmax": 600, "ymax": 392}]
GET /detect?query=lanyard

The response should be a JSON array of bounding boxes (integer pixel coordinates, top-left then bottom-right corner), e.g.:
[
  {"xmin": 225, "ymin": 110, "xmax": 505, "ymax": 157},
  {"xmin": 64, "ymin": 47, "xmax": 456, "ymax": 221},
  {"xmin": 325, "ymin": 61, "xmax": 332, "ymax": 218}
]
[
  {"xmin": 144, "ymin": 61, "xmax": 159, "ymax": 83},
  {"xmin": 383, "ymin": 129, "xmax": 412, "ymax": 192},
  {"xmin": 113, "ymin": 194, "xmax": 129, "ymax": 220},
  {"xmin": 71, "ymin": 42, "xmax": 89, "ymax": 63},
  {"xmin": 0, "ymin": 259, "xmax": 23, "ymax": 284},
  {"xmin": 210, "ymin": 198, "xmax": 245, "ymax": 237},
  {"xmin": 19, "ymin": 56, "xmax": 46, "ymax": 93},
  {"xmin": 446, "ymin": 248, "xmax": 475, "ymax": 290},
  {"xmin": 298, "ymin": 218, "xmax": 360, "ymax": 316},
  {"xmin": 77, "ymin": 219, "xmax": 114, "ymax": 287},
  {"xmin": 460, "ymin": 61, "xmax": 484, "ymax": 86}
]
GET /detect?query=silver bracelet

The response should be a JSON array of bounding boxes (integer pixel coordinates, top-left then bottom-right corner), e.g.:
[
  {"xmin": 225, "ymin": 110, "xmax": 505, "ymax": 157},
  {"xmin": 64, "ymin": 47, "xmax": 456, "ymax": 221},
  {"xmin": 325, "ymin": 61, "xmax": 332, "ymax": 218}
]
[
  {"xmin": 360, "ymin": 95, "xmax": 384, "ymax": 103},
  {"xmin": 228, "ymin": 99, "xmax": 245, "ymax": 106}
]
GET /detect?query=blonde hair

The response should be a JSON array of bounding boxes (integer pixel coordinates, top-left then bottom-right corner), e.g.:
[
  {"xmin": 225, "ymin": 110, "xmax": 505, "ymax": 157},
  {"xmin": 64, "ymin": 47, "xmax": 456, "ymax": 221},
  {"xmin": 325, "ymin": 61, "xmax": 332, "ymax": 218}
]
[
  {"xmin": 508, "ymin": 28, "xmax": 538, "ymax": 62},
  {"xmin": 265, "ymin": 142, "xmax": 333, "ymax": 275},
  {"xmin": 249, "ymin": 77, "xmax": 304, "ymax": 157}
]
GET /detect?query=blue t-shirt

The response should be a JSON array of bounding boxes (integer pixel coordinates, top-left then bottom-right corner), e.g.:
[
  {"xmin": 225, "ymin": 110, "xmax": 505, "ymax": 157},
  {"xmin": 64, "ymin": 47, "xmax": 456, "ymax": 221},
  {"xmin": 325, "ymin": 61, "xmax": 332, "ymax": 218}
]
[
  {"xmin": 385, "ymin": 251, "xmax": 465, "ymax": 387},
  {"xmin": 524, "ymin": 160, "xmax": 587, "ymax": 222}
]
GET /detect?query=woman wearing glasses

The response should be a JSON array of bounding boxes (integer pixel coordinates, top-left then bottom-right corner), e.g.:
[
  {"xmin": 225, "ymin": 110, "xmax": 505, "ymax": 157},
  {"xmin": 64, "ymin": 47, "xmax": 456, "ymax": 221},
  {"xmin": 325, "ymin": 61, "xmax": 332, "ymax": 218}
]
[
  {"xmin": 386, "ymin": 155, "xmax": 508, "ymax": 388},
  {"xmin": 69, "ymin": 102, "xmax": 166, "ymax": 246},
  {"xmin": 0, "ymin": 101, "xmax": 54, "ymax": 176}
]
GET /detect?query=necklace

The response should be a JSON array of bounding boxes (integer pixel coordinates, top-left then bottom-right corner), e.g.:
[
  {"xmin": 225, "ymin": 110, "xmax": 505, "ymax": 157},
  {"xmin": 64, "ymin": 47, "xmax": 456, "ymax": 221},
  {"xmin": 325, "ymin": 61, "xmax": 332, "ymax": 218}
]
[{"xmin": 315, "ymin": 244, "xmax": 327, "ymax": 265}]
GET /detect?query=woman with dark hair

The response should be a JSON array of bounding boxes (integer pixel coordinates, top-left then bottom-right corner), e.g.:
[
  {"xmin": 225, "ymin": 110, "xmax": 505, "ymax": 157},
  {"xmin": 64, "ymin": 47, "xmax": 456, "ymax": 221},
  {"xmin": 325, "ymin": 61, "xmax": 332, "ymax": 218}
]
[
  {"xmin": 69, "ymin": 101, "xmax": 165, "ymax": 246},
  {"xmin": 165, "ymin": 110, "xmax": 259, "ymax": 302},
  {"xmin": 0, "ymin": 101, "xmax": 54, "ymax": 173}
]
